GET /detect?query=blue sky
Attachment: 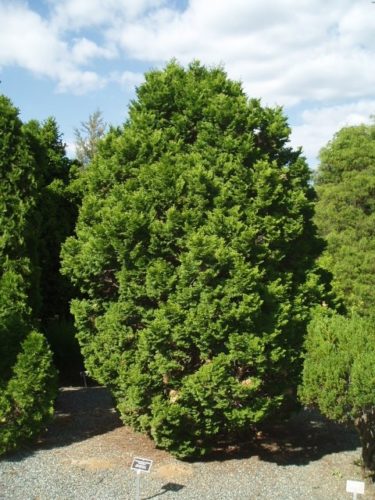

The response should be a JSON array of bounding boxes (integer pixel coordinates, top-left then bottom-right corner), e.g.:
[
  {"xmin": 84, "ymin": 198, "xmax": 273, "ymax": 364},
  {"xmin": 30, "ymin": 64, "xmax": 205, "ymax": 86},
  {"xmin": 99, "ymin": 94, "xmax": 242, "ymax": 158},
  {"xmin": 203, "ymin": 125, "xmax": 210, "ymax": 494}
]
[{"xmin": 1, "ymin": 0, "xmax": 374, "ymax": 166}]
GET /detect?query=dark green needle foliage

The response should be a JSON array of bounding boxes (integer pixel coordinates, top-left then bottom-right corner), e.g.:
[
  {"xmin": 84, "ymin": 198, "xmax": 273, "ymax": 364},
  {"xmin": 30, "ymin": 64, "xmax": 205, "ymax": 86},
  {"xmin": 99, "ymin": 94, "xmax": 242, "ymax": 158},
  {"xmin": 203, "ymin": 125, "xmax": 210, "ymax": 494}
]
[
  {"xmin": 314, "ymin": 122, "xmax": 375, "ymax": 315},
  {"xmin": 300, "ymin": 121, "xmax": 375, "ymax": 472},
  {"xmin": 0, "ymin": 96, "xmax": 57, "ymax": 455},
  {"xmin": 23, "ymin": 116, "xmax": 78, "ymax": 320},
  {"xmin": 300, "ymin": 308, "xmax": 375, "ymax": 471},
  {"xmin": 62, "ymin": 61, "xmax": 327, "ymax": 458},
  {"xmin": 0, "ymin": 331, "xmax": 57, "ymax": 455},
  {"xmin": 0, "ymin": 95, "xmax": 38, "ymax": 377},
  {"xmin": 22, "ymin": 117, "xmax": 83, "ymax": 383}
]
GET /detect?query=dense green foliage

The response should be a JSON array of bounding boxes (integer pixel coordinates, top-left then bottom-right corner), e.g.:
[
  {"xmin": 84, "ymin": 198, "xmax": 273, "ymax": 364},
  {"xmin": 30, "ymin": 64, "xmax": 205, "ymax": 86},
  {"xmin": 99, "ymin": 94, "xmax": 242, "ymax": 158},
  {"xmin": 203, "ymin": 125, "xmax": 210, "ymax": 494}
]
[
  {"xmin": 0, "ymin": 95, "xmax": 38, "ymax": 376},
  {"xmin": 0, "ymin": 96, "xmax": 58, "ymax": 455},
  {"xmin": 23, "ymin": 117, "xmax": 77, "ymax": 320},
  {"xmin": 300, "ymin": 308, "xmax": 375, "ymax": 470},
  {"xmin": 62, "ymin": 62, "xmax": 327, "ymax": 458},
  {"xmin": 0, "ymin": 331, "xmax": 57, "ymax": 455},
  {"xmin": 22, "ymin": 117, "xmax": 83, "ymax": 383},
  {"xmin": 300, "ymin": 121, "xmax": 375, "ymax": 471},
  {"xmin": 314, "ymin": 122, "xmax": 375, "ymax": 314}
]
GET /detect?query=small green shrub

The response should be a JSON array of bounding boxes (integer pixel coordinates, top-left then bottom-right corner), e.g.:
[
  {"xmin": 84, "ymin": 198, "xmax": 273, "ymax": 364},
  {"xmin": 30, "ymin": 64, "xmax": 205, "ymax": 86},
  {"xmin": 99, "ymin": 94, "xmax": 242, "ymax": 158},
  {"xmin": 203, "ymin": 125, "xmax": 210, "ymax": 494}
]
[
  {"xmin": 0, "ymin": 331, "xmax": 58, "ymax": 455},
  {"xmin": 300, "ymin": 308, "xmax": 375, "ymax": 471}
]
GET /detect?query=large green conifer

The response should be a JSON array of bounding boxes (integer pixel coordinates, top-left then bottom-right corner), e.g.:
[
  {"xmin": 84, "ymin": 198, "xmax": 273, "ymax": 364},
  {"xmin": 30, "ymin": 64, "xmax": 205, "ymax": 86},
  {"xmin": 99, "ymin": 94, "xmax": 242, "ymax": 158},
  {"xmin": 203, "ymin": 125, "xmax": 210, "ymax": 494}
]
[
  {"xmin": 62, "ymin": 62, "xmax": 327, "ymax": 457},
  {"xmin": 300, "ymin": 121, "xmax": 375, "ymax": 472},
  {"xmin": 0, "ymin": 95, "xmax": 37, "ymax": 375},
  {"xmin": 0, "ymin": 96, "xmax": 57, "ymax": 455}
]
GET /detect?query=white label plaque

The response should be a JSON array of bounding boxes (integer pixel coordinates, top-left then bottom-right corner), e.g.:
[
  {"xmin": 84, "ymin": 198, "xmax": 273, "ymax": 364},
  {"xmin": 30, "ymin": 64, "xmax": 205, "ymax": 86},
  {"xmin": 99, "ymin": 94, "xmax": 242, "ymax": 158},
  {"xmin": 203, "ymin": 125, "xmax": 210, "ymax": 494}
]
[
  {"xmin": 131, "ymin": 457, "xmax": 153, "ymax": 473},
  {"xmin": 346, "ymin": 480, "xmax": 365, "ymax": 495}
]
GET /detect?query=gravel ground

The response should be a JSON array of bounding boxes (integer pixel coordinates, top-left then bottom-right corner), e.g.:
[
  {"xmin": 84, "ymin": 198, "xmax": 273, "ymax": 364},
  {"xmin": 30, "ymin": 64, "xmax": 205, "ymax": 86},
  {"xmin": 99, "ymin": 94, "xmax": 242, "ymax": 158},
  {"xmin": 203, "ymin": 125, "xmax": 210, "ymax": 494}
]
[{"xmin": 0, "ymin": 387, "xmax": 374, "ymax": 500}]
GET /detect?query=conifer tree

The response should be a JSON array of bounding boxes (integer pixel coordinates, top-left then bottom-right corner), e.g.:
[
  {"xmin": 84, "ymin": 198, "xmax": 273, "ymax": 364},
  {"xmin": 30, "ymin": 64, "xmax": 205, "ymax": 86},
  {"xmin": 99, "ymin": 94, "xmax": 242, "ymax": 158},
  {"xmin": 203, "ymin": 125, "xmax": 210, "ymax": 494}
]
[
  {"xmin": 23, "ymin": 117, "xmax": 77, "ymax": 320},
  {"xmin": 300, "ymin": 121, "xmax": 375, "ymax": 472},
  {"xmin": 74, "ymin": 110, "xmax": 106, "ymax": 166},
  {"xmin": 62, "ymin": 62, "xmax": 327, "ymax": 458},
  {"xmin": 0, "ymin": 96, "xmax": 57, "ymax": 455},
  {"xmin": 314, "ymin": 121, "xmax": 375, "ymax": 314},
  {"xmin": 0, "ymin": 95, "xmax": 37, "ymax": 371}
]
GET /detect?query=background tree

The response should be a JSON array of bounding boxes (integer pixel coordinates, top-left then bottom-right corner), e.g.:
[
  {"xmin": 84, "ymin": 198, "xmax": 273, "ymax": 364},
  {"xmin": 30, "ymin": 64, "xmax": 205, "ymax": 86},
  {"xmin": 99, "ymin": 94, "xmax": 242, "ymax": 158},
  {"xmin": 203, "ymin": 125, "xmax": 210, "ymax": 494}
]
[
  {"xmin": 23, "ymin": 117, "xmax": 77, "ymax": 319},
  {"xmin": 74, "ymin": 110, "xmax": 106, "ymax": 166},
  {"xmin": 300, "ymin": 120, "xmax": 375, "ymax": 472},
  {"xmin": 62, "ymin": 61, "xmax": 328, "ymax": 458},
  {"xmin": 22, "ymin": 117, "xmax": 83, "ymax": 383},
  {"xmin": 299, "ymin": 308, "xmax": 375, "ymax": 471},
  {"xmin": 0, "ymin": 95, "xmax": 37, "ymax": 376},
  {"xmin": 0, "ymin": 95, "xmax": 57, "ymax": 455},
  {"xmin": 314, "ymin": 121, "xmax": 375, "ymax": 315}
]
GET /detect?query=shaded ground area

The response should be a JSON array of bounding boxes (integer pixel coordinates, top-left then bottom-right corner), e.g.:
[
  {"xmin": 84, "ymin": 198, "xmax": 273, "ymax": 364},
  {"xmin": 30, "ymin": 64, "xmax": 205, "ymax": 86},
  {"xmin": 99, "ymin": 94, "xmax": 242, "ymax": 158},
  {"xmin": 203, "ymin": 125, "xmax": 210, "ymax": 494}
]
[
  {"xmin": 1, "ymin": 387, "xmax": 374, "ymax": 499},
  {"xmin": 38, "ymin": 387, "xmax": 123, "ymax": 449},
  {"xmin": 203, "ymin": 409, "xmax": 361, "ymax": 467},
  {"xmin": 40, "ymin": 387, "xmax": 360, "ymax": 467}
]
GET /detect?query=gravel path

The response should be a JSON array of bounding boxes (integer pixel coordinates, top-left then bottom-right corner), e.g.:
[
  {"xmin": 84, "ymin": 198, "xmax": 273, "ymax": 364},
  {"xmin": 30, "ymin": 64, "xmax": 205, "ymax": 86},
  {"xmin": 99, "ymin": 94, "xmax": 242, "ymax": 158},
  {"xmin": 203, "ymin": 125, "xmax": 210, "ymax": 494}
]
[{"xmin": 0, "ymin": 387, "xmax": 374, "ymax": 499}]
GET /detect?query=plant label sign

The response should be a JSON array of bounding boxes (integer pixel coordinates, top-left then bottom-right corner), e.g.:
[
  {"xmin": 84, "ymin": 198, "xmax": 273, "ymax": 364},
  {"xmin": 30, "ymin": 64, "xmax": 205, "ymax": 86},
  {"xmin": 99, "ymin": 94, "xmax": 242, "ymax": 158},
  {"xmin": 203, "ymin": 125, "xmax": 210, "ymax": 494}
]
[
  {"xmin": 346, "ymin": 480, "xmax": 365, "ymax": 495},
  {"xmin": 131, "ymin": 457, "xmax": 153, "ymax": 473}
]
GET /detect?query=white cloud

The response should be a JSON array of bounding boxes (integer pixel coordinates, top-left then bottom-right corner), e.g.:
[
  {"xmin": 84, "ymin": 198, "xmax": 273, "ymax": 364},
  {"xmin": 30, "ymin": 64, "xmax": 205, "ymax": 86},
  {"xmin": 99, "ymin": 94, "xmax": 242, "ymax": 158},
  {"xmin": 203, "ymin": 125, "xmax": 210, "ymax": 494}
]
[
  {"xmin": 71, "ymin": 38, "xmax": 116, "ymax": 65},
  {"xmin": 0, "ymin": 3, "xmax": 66, "ymax": 74},
  {"xmin": 0, "ymin": 0, "xmax": 374, "ymax": 164},
  {"xmin": 2, "ymin": 0, "xmax": 374, "ymax": 105},
  {"xmin": 113, "ymin": 0, "xmax": 375, "ymax": 106},
  {"xmin": 290, "ymin": 100, "xmax": 375, "ymax": 167},
  {"xmin": 111, "ymin": 70, "xmax": 145, "ymax": 89},
  {"xmin": 64, "ymin": 138, "xmax": 76, "ymax": 159},
  {"xmin": 338, "ymin": 3, "xmax": 375, "ymax": 50},
  {"xmin": 56, "ymin": 68, "xmax": 106, "ymax": 94},
  {"xmin": 49, "ymin": 0, "xmax": 167, "ymax": 31},
  {"xmin": 0, "ymin": 2, "xmax": 106, "ymax": 93}
]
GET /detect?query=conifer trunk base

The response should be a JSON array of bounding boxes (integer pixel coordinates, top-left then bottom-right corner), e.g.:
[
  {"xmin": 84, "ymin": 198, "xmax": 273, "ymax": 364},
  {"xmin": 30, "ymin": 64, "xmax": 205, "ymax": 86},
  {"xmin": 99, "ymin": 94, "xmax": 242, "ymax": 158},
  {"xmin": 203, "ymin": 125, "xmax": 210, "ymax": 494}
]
[{"xmin": 356, "ymin": 409, "xmax": 375, "ymax": 472}]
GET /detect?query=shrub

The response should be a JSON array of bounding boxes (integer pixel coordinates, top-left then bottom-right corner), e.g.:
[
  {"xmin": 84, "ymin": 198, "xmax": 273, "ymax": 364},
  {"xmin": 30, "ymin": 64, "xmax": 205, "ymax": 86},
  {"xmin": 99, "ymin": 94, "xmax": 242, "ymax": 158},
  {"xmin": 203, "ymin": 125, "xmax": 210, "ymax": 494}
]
[
  {"xmin": 0, "ymin": 331, "xmax": 58, "ymax": 455},
  {"xmin": 300, "ymin": 308, "xmax": 375, "ymax": 471}
]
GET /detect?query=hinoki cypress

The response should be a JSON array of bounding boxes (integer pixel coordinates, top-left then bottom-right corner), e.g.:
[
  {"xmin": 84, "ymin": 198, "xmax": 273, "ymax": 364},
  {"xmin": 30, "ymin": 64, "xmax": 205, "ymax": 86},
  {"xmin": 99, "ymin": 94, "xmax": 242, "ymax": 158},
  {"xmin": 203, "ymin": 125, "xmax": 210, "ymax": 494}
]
[{"xmin": 62, "ymin": 62, "xmax": 327, "ymax": 458}]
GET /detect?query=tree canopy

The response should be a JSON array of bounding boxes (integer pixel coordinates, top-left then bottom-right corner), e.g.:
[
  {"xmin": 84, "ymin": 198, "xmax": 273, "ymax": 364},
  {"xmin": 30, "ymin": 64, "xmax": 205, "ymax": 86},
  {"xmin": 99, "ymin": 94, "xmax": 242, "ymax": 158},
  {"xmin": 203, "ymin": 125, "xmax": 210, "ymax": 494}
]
[
  {"xmin": 314, "ymin": 121, "xmax": 375, "ymax": 315},
  {"xmin": 0, "ymin": 95, "xmax": 38, "ymax": 374},
  {"xmin": 0, "ymin": 96, "xmax": 57, "ymax": 455},
  {"xmin": 300, "ymin": 120, "xmax": 375, "ymax": 472},
  {"xmin": 74, "ymin": 110, "xmax": 107, "ymax": 166},
  {"xmin": 23, "ymin": 117, "xmax": 77, "ymax": 320},
  {"xmin": 61, "ymin": 61, "xmax": 327, "ymax": 458}
]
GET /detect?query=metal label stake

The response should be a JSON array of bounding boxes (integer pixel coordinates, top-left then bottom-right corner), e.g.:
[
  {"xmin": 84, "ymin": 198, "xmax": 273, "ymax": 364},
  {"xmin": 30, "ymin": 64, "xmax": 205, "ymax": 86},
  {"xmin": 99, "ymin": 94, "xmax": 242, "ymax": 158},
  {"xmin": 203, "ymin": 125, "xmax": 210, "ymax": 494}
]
[
  {"xmin": 135, "ymin": 470, "xmax": 141, "ymax": 500},
  {"xmin": 131, "ymin": 457, "xmax": 153, "ymax": 500}
]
